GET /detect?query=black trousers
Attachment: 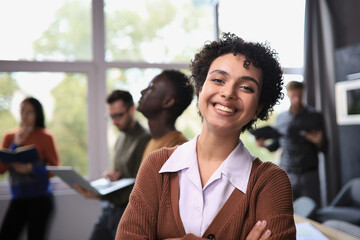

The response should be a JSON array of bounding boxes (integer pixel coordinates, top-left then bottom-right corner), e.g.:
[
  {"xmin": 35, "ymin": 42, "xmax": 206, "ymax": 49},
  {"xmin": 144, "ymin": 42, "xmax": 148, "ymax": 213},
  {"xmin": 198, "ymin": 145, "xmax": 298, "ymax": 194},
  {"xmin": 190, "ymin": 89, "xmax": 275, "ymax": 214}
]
[
  {"xmin": 0, "ymin": 195, "xmax": 54, "ymax": 240},
  {"xmin": 89, "ymin": 201, "xmax": 126, "ymax": 240},
  {"xmin": 287, "ymin": 168, "xmax": 321, "ymax": 206}
]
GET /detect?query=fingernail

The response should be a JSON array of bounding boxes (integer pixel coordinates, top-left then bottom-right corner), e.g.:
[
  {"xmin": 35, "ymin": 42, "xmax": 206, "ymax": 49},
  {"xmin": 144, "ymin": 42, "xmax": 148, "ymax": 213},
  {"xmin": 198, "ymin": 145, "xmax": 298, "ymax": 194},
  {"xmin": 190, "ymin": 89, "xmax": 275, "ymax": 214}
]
[
  {"xmin": 256, "ymin": 220, "xmax": 261, "ymax": 226},
  {"xmin": 265, "ymin": 230, "xmax": 271, "ymax": 236},
  {"xmin": 262, "ymin": 220, "xmax": 267, "ymax": 226}
]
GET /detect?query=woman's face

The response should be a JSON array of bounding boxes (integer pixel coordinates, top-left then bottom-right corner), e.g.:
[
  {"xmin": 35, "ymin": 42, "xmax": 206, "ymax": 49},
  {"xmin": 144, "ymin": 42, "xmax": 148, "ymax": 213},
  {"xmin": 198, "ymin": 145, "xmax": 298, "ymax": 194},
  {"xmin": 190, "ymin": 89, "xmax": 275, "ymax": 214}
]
[
  {"xmin": 198, "ymin": 53, "xmax": 263, "ymax": 135},
  {"xmin": 20, "ymin": 101, "xmax": 36, "ymax": 128}
]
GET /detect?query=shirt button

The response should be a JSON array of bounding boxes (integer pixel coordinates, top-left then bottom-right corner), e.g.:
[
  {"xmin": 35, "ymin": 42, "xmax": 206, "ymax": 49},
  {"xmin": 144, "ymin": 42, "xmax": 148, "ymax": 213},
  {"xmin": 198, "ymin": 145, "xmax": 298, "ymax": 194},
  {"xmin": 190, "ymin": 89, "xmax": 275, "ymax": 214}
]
[
  {"xmin": 196, "ymin": 207, "xmax": 201, "ymax": 214},
  {"xmin": 206, "ymin": 233, "xmax": 215, "ymax": 239}
]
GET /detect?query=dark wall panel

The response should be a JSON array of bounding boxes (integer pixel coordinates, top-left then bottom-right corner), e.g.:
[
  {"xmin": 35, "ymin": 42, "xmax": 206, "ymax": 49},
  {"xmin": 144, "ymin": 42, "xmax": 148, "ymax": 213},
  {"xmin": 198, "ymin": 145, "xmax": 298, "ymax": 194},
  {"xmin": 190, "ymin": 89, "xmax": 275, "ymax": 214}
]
[{"xmin": 335, "ymin": 43, "xmax": 360, "ymax": 185}]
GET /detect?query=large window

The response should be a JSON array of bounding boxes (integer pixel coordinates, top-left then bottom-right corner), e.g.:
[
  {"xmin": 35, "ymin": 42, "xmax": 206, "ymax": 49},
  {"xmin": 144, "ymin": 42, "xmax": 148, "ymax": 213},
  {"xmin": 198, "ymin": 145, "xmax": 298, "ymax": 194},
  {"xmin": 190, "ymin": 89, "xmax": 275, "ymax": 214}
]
[
  {"xmin": 0, "ymin": 0, "xmax": 92, "ymax": 61},
  {"xmin": 0, "ymin": 0, "xmax": 305, "ymax": 189},
  {"xmin": 218, "ymin": 0, "xmax": 306, "ymax": 68},
  {"xmin": 105, "ymin": 0, "xmax": 213, "ymax": 63}
]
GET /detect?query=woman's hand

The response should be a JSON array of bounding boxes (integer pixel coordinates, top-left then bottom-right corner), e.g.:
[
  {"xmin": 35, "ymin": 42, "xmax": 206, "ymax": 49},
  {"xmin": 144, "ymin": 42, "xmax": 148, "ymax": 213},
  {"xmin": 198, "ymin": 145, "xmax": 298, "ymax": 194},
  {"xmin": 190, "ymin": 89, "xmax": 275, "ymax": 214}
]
[
  {"xmin": 162, "ymin": 221, "xmax": 270, "ymax": 240},
  {"xmin": 246, "ymin": 220, "xmax": 271, "ymax": 240},
  {"xmin": 11, "ymin": 162, "xmax": 33, "ymax": 174}
]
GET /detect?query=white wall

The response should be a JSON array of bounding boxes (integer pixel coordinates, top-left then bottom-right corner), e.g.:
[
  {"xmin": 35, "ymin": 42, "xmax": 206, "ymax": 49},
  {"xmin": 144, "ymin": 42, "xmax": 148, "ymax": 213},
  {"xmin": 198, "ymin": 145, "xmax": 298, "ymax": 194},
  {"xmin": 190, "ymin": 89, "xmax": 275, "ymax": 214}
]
[{"xmin": 0, "ymin": 191, "xmax": 102, "ymax": 240}]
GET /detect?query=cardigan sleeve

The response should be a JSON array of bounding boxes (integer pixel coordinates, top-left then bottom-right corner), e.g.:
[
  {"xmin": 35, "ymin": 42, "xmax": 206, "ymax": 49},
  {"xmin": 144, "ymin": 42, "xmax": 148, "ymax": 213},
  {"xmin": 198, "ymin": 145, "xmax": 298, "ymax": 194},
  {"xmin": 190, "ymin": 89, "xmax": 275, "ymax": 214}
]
[
  {"xmin": 252, "ymin": 162, "xmax": 296, "ymax": 239},
  {"xmin": 116, "ymin": 151, "xmax": 161, "ymax": 240}
]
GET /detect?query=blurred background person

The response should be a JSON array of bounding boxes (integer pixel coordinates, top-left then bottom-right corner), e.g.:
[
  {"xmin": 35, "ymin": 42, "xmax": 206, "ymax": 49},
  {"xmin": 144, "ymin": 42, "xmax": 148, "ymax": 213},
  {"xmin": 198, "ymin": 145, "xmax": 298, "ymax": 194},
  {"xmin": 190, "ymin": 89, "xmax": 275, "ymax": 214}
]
[
  {"xmin": 256, "ymin": 81, "xmax": 327, "ymax": 206},
  {"xmin": 137, "ymin": 69, "xmax": 194, "ymax": 160},
  {"xmin": 74, "ymin": 90, "xmax": 151, "ymax": 240},
  {"xmin": 0, "ymin": 97, "xmax": 60, "ymax": 240}
]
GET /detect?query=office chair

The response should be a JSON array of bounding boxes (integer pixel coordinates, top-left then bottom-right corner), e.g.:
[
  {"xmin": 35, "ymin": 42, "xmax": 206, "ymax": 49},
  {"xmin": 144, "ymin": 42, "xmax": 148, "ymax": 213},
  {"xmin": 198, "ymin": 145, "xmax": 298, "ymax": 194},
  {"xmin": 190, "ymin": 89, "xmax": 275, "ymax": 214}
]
[
  {"xmin": 315, "ymin": 178, "xmax": 360, "ymax": 225},
  {"xmin": 293, "ymin": 196, "xmax": 317, "ymax": 218}
]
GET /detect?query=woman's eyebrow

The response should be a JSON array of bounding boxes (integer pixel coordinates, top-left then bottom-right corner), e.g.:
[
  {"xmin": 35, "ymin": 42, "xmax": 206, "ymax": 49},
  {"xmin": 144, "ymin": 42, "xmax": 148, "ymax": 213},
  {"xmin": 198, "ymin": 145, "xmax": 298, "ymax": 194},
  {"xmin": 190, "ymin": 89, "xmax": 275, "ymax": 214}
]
[
  {"xmin": 209, "ymin": 69, "xmax": 260, "ymax": 87},
  {"xmin": 208, "ymin": 69, "xmax": 228, "ymax": 76},
  {"xmin": 241, "ymin": 76, "xmax": 260, "ymax": 87}
]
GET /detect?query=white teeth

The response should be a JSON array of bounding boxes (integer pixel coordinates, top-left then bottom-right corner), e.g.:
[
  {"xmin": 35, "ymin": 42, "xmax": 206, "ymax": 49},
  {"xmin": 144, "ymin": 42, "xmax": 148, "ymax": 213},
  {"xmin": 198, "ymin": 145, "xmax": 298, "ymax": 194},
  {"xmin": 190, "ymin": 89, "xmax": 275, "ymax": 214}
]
[{"xmin": 215, "ymin": 104, "xmax": 235, "ymax": 113}]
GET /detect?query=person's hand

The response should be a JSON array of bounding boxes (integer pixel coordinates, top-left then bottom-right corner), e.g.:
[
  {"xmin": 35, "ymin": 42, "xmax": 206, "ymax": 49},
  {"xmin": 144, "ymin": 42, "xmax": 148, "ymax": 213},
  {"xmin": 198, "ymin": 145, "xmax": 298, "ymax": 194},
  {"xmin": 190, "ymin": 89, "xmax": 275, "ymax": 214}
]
[
  {"xmin": 304, "ymin": 130, "xmax": 323, "ymax": 147},
  {"xmin": 14, "ymin": 127, "xmax": 32, "ymax": 146},
  {"xmin": 102, "ymin": 168, "xmax": 121, "ymax": 181},
  {"xmin": 246, "ymin": 220, "xmax": 271, "ymax": 240},
  {"xmin": 73, "ymin": 183, "xmax": 101, "ymax": 199},
  {"xmin": 255, "ymin": 138, "xmax": 266, "ymax": 148},
  {"xmin": 11, "ymin": 162, "xmax": 33, "ymax": 174}
]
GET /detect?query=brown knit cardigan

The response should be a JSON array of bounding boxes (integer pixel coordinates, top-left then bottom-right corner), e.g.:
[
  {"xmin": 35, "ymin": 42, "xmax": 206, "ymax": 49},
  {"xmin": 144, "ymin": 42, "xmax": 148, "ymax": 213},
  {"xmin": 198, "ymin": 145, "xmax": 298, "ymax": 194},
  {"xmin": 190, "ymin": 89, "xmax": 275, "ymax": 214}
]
[{"xmin": 116, "ymin": 147, "xmax": 296, "ymax": 240}]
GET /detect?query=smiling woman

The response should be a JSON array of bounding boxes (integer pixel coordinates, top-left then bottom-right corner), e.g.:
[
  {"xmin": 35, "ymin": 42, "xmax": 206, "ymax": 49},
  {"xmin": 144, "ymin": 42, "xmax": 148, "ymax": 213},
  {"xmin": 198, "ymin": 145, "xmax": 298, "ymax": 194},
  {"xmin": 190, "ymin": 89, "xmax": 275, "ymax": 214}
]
[
  {"xmin": 115, "ymin": 33, "xmax": 296, "ymax": 240},
  {"xmin": 198, "ymin": 54, "xmax": 263, "ymax": 136}
]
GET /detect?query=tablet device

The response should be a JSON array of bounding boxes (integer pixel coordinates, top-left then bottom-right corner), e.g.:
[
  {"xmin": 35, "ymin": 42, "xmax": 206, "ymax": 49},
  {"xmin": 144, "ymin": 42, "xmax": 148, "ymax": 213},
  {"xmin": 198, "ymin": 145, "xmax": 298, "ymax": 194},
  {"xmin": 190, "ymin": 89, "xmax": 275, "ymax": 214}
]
[{"xmin": 46, "ymin": 166, "xmax": 135, "ymax": 196}]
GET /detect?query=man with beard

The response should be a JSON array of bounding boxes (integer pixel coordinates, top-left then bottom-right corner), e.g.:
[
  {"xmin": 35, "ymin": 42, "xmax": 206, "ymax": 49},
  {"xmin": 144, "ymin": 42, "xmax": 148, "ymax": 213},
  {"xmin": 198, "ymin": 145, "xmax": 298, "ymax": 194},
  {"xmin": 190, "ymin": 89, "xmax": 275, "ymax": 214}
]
[{"xmin": 74, "ymin": 90, "xmax": 151, "ymax": 240}]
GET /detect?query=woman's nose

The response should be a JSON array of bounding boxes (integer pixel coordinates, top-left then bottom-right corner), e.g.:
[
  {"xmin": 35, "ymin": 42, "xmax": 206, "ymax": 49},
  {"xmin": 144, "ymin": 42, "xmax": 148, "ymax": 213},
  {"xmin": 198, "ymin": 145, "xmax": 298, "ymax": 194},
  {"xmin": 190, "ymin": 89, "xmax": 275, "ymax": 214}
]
[{"xmin": 221, "ymin": 84, "xmax": 237, "ymax": 99}]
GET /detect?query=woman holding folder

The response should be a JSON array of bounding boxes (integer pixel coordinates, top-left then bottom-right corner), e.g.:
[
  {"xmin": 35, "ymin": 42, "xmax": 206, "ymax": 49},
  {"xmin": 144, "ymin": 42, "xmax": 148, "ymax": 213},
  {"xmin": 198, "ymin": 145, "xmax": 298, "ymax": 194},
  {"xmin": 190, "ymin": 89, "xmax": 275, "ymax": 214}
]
[{"xmin": 0, "ymin": 97, "xmax": 60, "ymax": 240}]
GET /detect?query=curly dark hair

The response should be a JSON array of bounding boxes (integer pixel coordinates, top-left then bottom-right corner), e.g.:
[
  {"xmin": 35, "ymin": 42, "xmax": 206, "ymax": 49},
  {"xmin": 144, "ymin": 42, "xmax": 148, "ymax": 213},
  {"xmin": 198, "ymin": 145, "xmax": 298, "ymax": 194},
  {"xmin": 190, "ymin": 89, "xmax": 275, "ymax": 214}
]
[{"xmin": 189, "ymin": 32, "xmax": 284, "ymax": 132}]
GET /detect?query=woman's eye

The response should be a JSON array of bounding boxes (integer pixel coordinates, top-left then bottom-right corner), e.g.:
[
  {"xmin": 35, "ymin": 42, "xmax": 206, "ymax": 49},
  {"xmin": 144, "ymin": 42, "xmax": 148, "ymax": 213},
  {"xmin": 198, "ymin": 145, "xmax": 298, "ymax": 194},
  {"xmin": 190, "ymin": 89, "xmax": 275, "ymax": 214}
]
[
  {"xmin": 211, "ymin": 78, "xmax": 224, "ymax": 84},
  {"xmin": 240, "ymin": 86, "xmax": 254, "ymax": 93}
]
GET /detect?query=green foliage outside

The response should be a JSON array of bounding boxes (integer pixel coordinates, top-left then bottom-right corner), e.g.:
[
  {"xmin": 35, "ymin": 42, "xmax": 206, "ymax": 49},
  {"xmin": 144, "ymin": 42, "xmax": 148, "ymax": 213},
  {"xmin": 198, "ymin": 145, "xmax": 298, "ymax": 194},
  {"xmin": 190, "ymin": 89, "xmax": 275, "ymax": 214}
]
[
  {"xmin": 48, "ymin": 74, "xmax": 88, "ymax": 175},
  {"xmin": 32, "ymin": 0, "xmax": 91, "ymax": 60},
  {"xmin": 0, "ymin": 73, "xmax": 18, "ymax": 135},
  {"xmin": 105, "ymin": 0, "xmax": 212, "ymax": 62},
  {"xmin": 0, "ymin": 73, "xmax": 18, "ymax": 181}
]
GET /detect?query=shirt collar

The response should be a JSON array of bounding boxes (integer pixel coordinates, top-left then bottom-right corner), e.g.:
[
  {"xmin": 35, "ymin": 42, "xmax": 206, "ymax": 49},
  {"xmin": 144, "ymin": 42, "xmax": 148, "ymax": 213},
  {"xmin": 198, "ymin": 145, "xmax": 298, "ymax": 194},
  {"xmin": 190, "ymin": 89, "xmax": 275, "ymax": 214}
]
[
  {"xmin": 159, "ymin": 136, "xmax": 196, "ymax": 173},
  {"xmin": 159, "ymin": 135, "xmax": 255, "ymax": 193},
  {"xmin": 220, "ymin": 141, "xmax": 255, "ymax": 193}
]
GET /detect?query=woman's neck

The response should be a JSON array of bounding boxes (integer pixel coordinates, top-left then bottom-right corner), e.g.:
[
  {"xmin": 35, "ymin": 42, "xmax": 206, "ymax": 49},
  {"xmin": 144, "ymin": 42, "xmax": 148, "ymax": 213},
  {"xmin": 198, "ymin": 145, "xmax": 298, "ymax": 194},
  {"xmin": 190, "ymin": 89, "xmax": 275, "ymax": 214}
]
[
  {"xmin": 196, "ymin": 127, "xmax": 240, "ymax": 187},
  {"xmin": 197, "ymin": 127, "xmax": 240, "ymax": 163}
]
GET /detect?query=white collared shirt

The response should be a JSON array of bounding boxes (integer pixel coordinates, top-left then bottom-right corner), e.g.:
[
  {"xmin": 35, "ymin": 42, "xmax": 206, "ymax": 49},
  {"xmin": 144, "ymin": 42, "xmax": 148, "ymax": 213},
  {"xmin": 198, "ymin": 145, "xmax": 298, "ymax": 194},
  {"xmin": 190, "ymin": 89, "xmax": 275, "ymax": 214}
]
[{"xmin": 159, "ymin": 135, "xmax": 255, "ymax": 236}]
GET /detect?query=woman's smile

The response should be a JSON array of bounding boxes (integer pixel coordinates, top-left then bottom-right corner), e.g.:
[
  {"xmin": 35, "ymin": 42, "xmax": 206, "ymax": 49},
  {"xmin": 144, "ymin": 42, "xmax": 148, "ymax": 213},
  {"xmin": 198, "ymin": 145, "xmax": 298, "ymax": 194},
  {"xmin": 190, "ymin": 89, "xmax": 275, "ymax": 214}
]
[{"xmin": 214, "ymin": 103, "xmax": 238, "ymax": 113}]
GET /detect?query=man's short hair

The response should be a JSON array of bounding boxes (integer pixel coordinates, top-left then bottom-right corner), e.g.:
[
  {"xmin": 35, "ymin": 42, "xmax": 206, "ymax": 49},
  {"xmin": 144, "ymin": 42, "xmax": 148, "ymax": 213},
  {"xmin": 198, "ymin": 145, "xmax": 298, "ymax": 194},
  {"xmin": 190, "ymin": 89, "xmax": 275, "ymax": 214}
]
[
  {"xmin": 161, "ymin": 70, "xmax": 194, "ymax": 119},
  {"xmin": 286, "ymin": 81, "xmax": 304, "ymax": 91},
  {"xmin": 106, "ymin": 90, "xmax": 134, "ymax": 109}
]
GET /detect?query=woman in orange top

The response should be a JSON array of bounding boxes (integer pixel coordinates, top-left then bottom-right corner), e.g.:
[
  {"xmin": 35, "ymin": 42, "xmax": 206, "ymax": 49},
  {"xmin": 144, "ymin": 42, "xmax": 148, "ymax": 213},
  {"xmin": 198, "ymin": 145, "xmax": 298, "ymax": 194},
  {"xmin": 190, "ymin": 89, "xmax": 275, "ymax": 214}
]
[{"xmin": 0, "ymin": 97, "xmax": 60, "ymax": 240}]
